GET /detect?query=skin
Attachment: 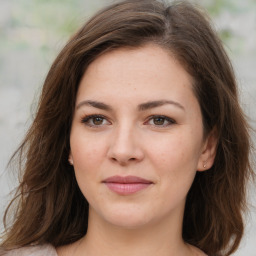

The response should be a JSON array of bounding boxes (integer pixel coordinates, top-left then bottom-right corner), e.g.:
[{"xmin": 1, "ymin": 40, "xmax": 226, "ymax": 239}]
[{"xmin": 57, "ymin": 44, "xmax": 216, "ymax": 256}]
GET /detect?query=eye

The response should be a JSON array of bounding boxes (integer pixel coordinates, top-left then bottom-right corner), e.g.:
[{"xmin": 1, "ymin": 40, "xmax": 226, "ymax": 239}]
[
  {"xmin": 81, "ymin": 115, "xmax": 111, "ymax": 127},
  {"xmin": 146, "ymin": 115, "xmax": 176, "ymax": 127}
]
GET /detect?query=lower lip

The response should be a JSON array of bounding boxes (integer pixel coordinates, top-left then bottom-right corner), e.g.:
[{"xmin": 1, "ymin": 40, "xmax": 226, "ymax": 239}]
[{"xmin": 104, "ymin": 183, "xmax": 152, "ymax": 195}]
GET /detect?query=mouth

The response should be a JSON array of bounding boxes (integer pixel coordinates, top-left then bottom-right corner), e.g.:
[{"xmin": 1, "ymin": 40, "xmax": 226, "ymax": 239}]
[{"xmin": 102, "ymin": 175, "xmax": 153, "ymax": 195}]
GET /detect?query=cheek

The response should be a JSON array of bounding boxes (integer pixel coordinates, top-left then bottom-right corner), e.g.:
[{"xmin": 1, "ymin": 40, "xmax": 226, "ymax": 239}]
[
  {"xmin": 70, "ymin": 134, "xmax": 104, "ymax": 196},
  {"xmin": 70, "ymin": 130, "xmax": 106, "ymax": 167},
  {"xmin": 148, "ymin": 134, "xmax": 200, "ymax": 205},
  {"xmin": 69, "ymin": 131, "xmax": 108, "ymax": 196},
  {"xmin": 148, "ymin": 133, "xmax": 200, "ymax": 168},
  {"xmin": 146, "ymin": 130, "xmax": 202, "ymax": 196}
]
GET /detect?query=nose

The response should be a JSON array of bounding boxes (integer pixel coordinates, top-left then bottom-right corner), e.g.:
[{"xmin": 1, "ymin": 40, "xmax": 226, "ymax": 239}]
[{"xmin": 107, "ymin": 125, "xmax": 144, "ymax": 166}]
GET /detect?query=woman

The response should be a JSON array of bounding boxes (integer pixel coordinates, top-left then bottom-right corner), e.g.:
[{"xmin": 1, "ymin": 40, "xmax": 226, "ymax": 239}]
[{"xmin": 0, "ymin": 0, "xmax": 253, "ymax": 255}]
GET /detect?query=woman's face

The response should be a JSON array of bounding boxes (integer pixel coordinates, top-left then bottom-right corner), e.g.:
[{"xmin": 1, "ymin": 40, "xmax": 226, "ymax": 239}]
[{"xmin": 70, "ymin": 44, "xmax": 214, "ymax": 229}]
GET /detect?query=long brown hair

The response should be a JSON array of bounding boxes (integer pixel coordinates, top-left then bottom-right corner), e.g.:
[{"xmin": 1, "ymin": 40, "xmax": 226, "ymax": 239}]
[{"xmin": 1, "ymin": 1, "xmax": 254, "ymax": 255}]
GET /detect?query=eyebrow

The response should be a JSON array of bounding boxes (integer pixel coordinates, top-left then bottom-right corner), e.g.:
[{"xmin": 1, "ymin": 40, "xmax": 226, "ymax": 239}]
[
  {"xmin": 138, "ymin": 100, "xmax": 185, "ymax": 111},
  {"xmin": 76, "ymin": 100, "xmax": 185, "ymax": 111},
  {"xmin": 76, "ymin": 100, "xmax": 113, "ymax": 111}
]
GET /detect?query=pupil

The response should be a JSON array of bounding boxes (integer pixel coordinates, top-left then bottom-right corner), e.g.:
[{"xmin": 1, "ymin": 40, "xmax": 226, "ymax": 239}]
[
  {"xmin": 93, "ymin": 117, "xmax": 103, "ymax": 125},
  {"xmin": 154, "ymin": 117, "xmax": 164, "ymax": 125}
]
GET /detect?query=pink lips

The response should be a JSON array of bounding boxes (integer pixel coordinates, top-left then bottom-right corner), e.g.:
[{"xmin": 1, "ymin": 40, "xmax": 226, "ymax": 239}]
[{"xmin": 103, "ymin": 175, "xmax": 153, "ymax": 195}]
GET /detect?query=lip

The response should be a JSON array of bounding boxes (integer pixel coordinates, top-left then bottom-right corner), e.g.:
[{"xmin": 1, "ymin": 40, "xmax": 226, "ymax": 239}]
[{"xmin": 103, "ymin": 175, "xmax": 153, "ymax": 195}]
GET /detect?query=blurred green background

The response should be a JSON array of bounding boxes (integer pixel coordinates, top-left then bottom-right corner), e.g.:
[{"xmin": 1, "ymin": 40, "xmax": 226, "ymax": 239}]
[{"xmin": 0, "ymin": 0, "xmax": 255, "ymax": 255}]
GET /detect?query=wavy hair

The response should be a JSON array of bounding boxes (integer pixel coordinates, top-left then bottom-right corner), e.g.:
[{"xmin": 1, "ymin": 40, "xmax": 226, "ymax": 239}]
[{"xmin": 1, "ymin": 1, "xmax": 253, "ymax": 255}]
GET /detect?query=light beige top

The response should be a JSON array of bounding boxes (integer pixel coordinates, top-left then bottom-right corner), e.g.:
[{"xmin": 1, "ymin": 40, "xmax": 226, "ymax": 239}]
[
  {"xmin": 0, "ymin": 244, "xmax": 57, "ymax": 256},
  {"xmin": 1, "ymin": 243, "xmax": 208, "ymax": 256}
]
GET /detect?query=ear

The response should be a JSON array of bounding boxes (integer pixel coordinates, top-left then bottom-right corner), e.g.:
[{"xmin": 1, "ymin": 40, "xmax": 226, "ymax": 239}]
[
  {"xmin": 68, "ymin": 153, "xmax": 74, "ymax": 165},
  {"xmin": 197, "ymin": 128, "xmax": 218, "ymax": 172}
]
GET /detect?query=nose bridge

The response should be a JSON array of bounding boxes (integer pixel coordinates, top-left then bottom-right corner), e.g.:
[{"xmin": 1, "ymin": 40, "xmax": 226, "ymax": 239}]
[
  {"xmin": 108, "ymin": 120, "xmax": 143, "ymax": 164},
  {"xmin": 115, "ymin": 122, "xmax": 135, "ymax": 149}
]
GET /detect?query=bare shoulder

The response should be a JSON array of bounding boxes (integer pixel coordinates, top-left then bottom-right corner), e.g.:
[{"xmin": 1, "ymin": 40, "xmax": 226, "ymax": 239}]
[{"xmin": 0, "ymin": 244, "xmax": 57, "ymax": 256}]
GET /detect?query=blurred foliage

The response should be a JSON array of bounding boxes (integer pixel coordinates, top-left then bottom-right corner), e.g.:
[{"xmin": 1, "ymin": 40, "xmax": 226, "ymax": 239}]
[
  {"xmin": 0, "ymin": 0, "xmax": 111, "ymax": 85},
  {"xmin": 1, "ymin": 0, "xmax": 255, "ymax": 70},
  {"xmin": 202, "ymin": 0, "xmax": 237, "ymax": 15},
  {"xmin": 1, "ymin": 0, "xmax": 108, "ymax": 58},
  {"xmin": 196, "ymin": 0, "xmax": 256, "ymax": 15},
  {"xmin": 2, "ymin": 0, "xmax": 255, "ymax": 43},
  {"xmin": 192, "ymin": 0, "xmax": 256, "ymax": 49}
]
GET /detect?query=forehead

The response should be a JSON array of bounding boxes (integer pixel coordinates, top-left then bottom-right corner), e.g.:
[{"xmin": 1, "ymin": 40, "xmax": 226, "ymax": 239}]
[{"xmin": 76, "ymin": 44, "xmax": 197, "ymax": 109}]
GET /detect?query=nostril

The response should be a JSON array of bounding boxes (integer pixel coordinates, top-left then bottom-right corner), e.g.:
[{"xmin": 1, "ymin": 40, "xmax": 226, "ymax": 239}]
[
  {"xmin": 111, "ymin": 157, "xmax": 118, "ymax": 162},
  {"xmin": 107, "ymin": 142, "xmax": 144, "ymax": 164},
  {"xmin": 110, "ymin": 157, "xmax": 137, "ymax": 165}
]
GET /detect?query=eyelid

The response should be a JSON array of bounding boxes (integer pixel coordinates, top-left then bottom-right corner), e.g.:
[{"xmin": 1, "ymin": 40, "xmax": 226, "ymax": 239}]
[
  {"xmin": 81, "ymin": 114, "xmax": 111, "ymax": 127},
  {"xmin": 80, "ymin": 114, "xmax": 176, "ymax": 128},
  {"xmin": 145, "ymin": 115, "xmax": 176, "ymax": 127}
]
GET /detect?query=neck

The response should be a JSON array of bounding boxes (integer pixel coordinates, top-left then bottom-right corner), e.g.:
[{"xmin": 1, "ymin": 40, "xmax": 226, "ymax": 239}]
[{"xmin": 75, "ymin": 207, "xmax": 191, "ymax": 256}]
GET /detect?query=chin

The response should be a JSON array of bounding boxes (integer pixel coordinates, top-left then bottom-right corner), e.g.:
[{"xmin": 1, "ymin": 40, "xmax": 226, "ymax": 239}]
[
  {"xmin": 97, "ymin": 206, "xmax": 154, "ymax": 229},
  {"xmin": 107, "ymin": 215, "xmax": 151, "ymax": 229}
]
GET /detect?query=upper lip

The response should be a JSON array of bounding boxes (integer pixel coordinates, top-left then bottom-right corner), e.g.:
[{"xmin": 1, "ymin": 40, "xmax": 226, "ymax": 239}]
[{"xmin": 103, "ymin": 175, "xmax": 153, "ymax": 184}]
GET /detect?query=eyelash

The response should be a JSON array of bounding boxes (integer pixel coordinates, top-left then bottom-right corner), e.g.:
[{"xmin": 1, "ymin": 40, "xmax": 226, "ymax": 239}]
[
  {"xmin": 81, "ymin": 114, "xmax": 176, "ymax": 128},
  {"xmin": 81, "ymin": 114, "xmax": 109, "ymax": 127},
  {"xmin": 146, "ymin": 115, "xmax": 176, "ymax": 127}
]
